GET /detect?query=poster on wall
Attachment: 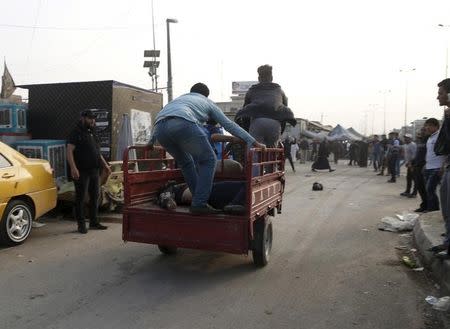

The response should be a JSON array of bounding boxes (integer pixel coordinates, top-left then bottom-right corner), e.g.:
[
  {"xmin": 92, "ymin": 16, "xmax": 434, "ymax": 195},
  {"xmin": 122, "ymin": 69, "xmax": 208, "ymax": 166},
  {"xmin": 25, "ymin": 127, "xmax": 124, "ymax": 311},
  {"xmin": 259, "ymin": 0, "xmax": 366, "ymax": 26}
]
[
  {"xmin": 91, "ymin": 109, "xmax": 111, "ymax": 160},
  {"xmin": 130, "ymin": 109, "xmax": 152, "ymax": 144}
]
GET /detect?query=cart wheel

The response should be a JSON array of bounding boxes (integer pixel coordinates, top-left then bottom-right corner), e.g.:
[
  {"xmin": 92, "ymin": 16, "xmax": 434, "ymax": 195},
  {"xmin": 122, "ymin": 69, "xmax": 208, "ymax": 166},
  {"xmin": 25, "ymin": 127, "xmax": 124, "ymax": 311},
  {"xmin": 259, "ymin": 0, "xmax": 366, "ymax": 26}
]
[
  {"xmin": 158, "ymin": 245, "xmax": 178, "ymax": 255},
  {"xmin": 252, "ymin": 216, "xmax": 273, "ymax": 267}
]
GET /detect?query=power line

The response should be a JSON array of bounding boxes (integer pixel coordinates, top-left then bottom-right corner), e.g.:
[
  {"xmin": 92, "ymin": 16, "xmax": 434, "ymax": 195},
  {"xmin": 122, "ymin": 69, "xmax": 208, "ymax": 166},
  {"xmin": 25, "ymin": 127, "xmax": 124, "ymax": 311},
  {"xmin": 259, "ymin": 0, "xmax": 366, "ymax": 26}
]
[
  {"xmin": 26, "ymin": 0, "xmax": 43, "ymax": 81},
  {"xmin": 0, "ymin": 23, "xmax": 132, "ymax": 31}
]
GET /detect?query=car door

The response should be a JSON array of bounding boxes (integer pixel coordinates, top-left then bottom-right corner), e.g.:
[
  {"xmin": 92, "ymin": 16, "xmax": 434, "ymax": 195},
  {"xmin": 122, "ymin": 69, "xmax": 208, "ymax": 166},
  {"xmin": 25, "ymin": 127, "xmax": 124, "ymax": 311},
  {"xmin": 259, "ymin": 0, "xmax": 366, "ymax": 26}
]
[{"xmin": 0, "ymin": 152, "xmax": 19, "ymax": 204}]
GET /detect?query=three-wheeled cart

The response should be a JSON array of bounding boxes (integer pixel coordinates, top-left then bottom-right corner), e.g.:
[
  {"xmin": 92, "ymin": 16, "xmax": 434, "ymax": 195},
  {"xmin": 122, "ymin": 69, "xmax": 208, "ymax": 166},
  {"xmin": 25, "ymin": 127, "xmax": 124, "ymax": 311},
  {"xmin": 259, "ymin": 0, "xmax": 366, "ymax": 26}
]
[{"xmin": 122, "ymin": 144, "xmax": 285, "ymax": 266}]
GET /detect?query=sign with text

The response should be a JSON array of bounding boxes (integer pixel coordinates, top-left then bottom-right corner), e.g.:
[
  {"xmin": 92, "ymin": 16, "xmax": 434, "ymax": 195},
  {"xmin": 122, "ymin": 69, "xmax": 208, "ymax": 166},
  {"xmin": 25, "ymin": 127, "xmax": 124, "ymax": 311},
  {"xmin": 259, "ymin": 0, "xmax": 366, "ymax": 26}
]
[{"xmin": 231, "ymin": 81, "xmax": 258, "ymax": 95}]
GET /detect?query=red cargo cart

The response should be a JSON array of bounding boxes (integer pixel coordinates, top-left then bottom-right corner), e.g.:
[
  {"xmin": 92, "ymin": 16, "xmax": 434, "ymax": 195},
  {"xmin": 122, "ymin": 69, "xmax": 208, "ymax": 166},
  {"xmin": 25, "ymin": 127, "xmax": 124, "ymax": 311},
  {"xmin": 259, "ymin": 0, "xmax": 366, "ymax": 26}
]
[{"xmin": 122, "ymin": 144, "xmax": 285, "ymax": 266}]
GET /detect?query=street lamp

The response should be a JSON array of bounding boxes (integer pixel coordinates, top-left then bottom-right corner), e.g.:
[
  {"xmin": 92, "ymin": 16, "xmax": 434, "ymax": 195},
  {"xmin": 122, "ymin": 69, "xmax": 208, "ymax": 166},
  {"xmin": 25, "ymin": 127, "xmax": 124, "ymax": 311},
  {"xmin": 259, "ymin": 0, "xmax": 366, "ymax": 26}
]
[
  {"xmin": 438, "ymin": 24, "xmax": 450, "ymax": 78},
  {"xmin": 379, "ymin": 89, "xmax": 391, "ymax": 135},
  {"xmin": 368, "ymin": 103, "xmax": 379, "ymax": 135},
  {"xmin": 399, "ymin": 67, "xmax": 416, "ymax": 129},
  {"xmin": 166, "ymin": 18, "xmax": 178, "ymax": 102}
]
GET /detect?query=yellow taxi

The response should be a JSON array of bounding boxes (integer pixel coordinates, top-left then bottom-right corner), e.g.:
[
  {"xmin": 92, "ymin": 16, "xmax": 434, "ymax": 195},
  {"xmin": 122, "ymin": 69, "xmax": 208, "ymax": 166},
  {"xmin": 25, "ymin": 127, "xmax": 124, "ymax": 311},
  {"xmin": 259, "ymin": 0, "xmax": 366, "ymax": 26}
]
[{"xmin": 0, "ymin": 141, "xmax": 57, "ymax": 246}]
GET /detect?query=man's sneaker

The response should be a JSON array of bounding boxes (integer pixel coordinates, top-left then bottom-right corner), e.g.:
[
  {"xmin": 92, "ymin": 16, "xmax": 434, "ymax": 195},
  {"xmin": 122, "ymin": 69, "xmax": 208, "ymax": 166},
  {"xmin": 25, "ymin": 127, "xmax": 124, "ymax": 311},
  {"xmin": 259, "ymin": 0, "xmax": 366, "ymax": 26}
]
[
  {"xmin": 414, "ymin": 208, "xmax": 426, "ymax": 213},
  {"xmin": 407, "ymin": 193, "xmax": 417, "ymax": 198},
  {"xmin": 427, "ymin": 244, "xmax": 447, "ymax": 253},
  {"xmin": 223, "ymin": 204, "xmax": 246, "ymax": 215},
  {"xmin": 189, "ymin": 204, "xmax": 221, "ymax": 215},
  {"xmin": 387, "ymin": 179, "xmax": 396, "ymax": 183},
  {"xmin": 400, "ymin": 192, "xmax": 410, "ymax": 197},
  {"xmin": 435, "ymin": 251, "xmax": 450, "ymax": 260},
  {"xmin": 77, "ymin": 222, "xmax": 87, "ymax": 234},
  {"xmin": 90, "ymin": 223, "xmax": 108, "ymax": 230}
]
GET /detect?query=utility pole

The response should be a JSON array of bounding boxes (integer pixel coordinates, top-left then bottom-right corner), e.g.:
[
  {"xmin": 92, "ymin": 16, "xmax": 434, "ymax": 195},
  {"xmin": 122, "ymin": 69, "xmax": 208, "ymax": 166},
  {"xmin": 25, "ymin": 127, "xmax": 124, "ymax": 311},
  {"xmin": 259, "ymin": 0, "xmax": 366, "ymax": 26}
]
[
  {"xmin": 399, "ymin": 68, "xmax": 416, "ymax": 129},
  {"xmin": 166, "ymin": 18, "xmax": 178, "ymax": 102}
]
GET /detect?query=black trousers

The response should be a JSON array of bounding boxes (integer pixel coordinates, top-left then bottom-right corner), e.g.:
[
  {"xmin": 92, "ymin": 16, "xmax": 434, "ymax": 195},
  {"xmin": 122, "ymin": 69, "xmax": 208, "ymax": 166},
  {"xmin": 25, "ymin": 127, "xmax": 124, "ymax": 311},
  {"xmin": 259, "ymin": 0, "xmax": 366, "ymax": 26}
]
[
  {"xmin": 405, "ymin": 166, "xmax": 417, "ymax": 194},
  {"xmin": 285, "ymin": 154, "xmax": 295, "ymax": 172},
  {"xmin": 413, "ymin": 166, "xmax": 427, "ymax": 209},
  {"xmin": 388, "ymin": 155, "xmax": 398, "ymax": 181},
  {"xmin": 74, "ymin": 168, "xmax": 100, "ymax": 225}
]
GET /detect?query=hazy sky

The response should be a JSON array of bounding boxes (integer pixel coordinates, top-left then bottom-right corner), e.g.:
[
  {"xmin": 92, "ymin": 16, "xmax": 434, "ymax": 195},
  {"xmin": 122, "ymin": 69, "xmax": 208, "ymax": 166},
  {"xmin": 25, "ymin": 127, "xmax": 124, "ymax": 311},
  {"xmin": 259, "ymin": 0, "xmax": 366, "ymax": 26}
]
[{"xmin": 2, "ymin": 0, "xmax": 450, "ymax": 134}]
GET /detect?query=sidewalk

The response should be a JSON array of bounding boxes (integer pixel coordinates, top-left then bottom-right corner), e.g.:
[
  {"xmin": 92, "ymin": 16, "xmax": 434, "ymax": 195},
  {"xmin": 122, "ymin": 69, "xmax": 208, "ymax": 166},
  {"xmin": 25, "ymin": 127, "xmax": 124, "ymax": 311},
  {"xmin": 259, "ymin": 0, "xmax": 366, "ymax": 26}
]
[{"xmin": 413, "ymin": 211, "xmax": 450, "ymax": 293}]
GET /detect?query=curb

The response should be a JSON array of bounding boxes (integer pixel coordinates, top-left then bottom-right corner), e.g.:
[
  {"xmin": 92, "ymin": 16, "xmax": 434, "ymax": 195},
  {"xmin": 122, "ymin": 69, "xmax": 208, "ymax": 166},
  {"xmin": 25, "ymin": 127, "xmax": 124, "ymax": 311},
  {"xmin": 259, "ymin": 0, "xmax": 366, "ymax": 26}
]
[{"xmin": 413, "ymin": 211, "xmax": 450, "ymax": 293}]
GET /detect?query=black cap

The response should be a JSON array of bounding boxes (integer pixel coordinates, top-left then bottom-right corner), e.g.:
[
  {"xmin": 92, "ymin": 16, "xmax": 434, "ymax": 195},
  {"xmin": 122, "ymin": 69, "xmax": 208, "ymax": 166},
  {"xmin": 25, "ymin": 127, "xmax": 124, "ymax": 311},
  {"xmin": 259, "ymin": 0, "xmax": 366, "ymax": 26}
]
[{"xmin": 81, "ymin": 109, "xmax": 96, "ymax": 119}]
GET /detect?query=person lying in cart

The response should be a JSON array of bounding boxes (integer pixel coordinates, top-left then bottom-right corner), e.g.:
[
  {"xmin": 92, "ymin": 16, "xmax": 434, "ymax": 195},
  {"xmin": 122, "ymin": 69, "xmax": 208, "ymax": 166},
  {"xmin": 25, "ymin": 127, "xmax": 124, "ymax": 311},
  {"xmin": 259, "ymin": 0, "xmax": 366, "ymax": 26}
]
[
  {"xmin": 148, "ymin": 82, "xmax": 266, "ymax": 215},
  {"xmin": 157, "ymin": 159, "xmax": 247, "ymax": 214}
]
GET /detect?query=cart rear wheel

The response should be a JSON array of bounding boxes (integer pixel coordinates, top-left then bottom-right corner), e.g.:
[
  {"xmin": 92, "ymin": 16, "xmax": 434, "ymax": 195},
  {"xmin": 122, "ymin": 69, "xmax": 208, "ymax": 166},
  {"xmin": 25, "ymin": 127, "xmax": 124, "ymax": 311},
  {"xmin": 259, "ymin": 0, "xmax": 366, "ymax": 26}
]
[
  {"xmin": 158, "ymin": 245, "xmax": 178, "ymax": 255},
  {"xmin": 252, "ymin": 216, "xmax": 273, "ymax": 267}
]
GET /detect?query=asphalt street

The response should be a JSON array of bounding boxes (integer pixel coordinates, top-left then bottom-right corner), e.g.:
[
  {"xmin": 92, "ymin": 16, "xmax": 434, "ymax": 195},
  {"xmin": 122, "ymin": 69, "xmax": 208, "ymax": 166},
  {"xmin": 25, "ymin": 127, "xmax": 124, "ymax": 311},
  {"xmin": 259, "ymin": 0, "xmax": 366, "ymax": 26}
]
[{"xmin": 0, "ymin": 161, "xmax": 448, "ymax": 329}]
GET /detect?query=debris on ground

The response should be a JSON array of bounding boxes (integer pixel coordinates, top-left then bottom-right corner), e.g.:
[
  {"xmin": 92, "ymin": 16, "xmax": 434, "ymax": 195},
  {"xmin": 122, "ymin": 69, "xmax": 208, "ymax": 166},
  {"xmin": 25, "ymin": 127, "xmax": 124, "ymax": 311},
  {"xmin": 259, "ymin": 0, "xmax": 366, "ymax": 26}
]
[
  {"xmin": 312, "ymin": 182, "xmax": 323, "ymax": 191},
  {"xmin": 378, "ymin": 211, "xmax": 419, "ymax": 232},
  {"xmin": 425, "ymin": 296, "xmax": 450, "ymax": 311},
  {"xmin": 402, "ymin": 256, "xmax": 416, "ymax": 268}
]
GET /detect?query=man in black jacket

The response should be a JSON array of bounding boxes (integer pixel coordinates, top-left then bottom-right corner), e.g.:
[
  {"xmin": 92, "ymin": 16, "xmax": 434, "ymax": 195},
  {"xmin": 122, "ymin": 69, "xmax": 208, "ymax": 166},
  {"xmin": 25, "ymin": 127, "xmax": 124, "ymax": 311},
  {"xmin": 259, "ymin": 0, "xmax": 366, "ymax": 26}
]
[
  {"xmin": 411, "ymin": 127, "xmax": 429, "ymax": 212},
  {"xmin": 67, "ymin": 110, "xmax": 111, "ymax": 234},
  {"xmin": 433, "ymin": 79, "xmax": 450, "ymax": 257},
  {"xmin": 235, "ymin": 65, "xmax": 296, "ymax": 147}
]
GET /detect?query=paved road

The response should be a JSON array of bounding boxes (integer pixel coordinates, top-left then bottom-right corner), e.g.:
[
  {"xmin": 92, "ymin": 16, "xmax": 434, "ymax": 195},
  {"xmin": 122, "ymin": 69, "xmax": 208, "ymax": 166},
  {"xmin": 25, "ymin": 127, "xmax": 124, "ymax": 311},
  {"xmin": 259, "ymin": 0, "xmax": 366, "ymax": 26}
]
[{"xmin": 0, "ymin": 162, "xmax": 447, "ymax": 329}]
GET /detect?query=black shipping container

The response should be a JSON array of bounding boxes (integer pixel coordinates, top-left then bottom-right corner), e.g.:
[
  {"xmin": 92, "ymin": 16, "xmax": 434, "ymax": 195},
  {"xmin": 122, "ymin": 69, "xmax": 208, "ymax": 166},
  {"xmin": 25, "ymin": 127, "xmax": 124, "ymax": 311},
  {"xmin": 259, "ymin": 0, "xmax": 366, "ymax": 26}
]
[{"xmin": 18, "ymin": 80, "xmax": 163, "ymax": 161}]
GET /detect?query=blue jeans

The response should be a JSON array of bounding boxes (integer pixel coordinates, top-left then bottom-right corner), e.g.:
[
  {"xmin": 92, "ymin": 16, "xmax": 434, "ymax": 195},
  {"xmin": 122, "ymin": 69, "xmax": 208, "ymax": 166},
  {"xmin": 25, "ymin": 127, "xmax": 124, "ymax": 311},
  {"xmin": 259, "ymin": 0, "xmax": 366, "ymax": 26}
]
[
  {"xmin": 153, "ymin": 117, "xmax": 216, "ymax": 207},
  {"xmin": 424, "ymin": 168, "xmax": 441, "ymax": 211}
]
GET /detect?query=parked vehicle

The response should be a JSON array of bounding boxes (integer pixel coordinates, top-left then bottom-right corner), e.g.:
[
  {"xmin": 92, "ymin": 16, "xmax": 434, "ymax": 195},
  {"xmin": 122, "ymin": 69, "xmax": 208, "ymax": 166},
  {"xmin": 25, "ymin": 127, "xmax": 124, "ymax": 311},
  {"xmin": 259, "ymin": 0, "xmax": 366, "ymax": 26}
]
[
  {"xmin": 0, "ymin": 141, "xmax": 57, "ymax": 246},
  {"xmin": 122, "ymin": 144, "xmax": 285, "ymax": 266}
]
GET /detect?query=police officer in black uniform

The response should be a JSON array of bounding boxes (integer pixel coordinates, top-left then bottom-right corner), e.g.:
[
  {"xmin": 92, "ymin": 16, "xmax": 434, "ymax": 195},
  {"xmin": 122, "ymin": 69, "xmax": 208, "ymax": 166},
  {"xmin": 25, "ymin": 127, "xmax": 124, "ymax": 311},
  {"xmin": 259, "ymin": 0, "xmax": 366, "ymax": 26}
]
[{"xmin": 67, "ymin": 110, "xmax": 111, "ymax": 233}]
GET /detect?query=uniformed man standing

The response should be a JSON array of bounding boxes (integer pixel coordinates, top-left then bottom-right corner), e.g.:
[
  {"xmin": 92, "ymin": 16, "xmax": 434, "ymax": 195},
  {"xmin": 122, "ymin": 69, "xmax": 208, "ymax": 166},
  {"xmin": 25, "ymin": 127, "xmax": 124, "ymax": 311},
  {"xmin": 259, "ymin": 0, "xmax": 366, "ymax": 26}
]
[{"xmin": 67, "ymin": 110, "xmax": 111, "ymax": 233}]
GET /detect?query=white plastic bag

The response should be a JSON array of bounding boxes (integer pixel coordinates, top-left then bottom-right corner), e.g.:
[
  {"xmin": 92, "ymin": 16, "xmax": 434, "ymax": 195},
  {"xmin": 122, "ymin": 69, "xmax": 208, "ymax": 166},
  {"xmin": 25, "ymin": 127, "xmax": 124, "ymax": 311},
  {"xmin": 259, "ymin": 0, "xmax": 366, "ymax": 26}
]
[
  {"xmin": 378, "ymin": 212, "xmax": 419, "ymax": 232},
  {"xmin": 425, "ymin": 296, "xmax": 450, "ymax": 311}
]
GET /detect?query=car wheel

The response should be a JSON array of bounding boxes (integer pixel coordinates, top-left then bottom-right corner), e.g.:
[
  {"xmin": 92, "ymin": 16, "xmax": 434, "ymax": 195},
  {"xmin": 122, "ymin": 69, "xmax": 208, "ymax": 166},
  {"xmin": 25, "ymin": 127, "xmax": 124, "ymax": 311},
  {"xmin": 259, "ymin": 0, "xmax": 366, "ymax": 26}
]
[
  {"xmin": 0, "ymin": 200, "xmax": 34, "ymax": 246},
  {"xmin": 252, "ymin": 215, "xmax": 273, "ymax": 267}
]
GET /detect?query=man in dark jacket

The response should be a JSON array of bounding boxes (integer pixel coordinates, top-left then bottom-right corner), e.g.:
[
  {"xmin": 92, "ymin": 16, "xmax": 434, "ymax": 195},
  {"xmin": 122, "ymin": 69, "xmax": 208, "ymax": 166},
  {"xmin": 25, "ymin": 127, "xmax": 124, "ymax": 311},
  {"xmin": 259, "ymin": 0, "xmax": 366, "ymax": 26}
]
[
  {"xmin": 283, "ymin": 137, "xmax": 295, "ymax": 172},
  {"xmin": 67, "ymin": 110, "xmax": 111, "ymax": 234},
  {"xmin": 235, "ymin": 65, "xmax": 297, "ymax": 147},
  {"xmin": 298, "ymin": 137, "xmax": 309, "ymax": 163},
  {"xmin": 411, "ymin": 127, "xmax": 429, "ymax": 212},
  {"xmin": 348, "ymin": 142, "xmax": 359, "ymax": 166},
  {"xmin": 433, "ymin": 78, "xmax": 450, "ymax": 257}
]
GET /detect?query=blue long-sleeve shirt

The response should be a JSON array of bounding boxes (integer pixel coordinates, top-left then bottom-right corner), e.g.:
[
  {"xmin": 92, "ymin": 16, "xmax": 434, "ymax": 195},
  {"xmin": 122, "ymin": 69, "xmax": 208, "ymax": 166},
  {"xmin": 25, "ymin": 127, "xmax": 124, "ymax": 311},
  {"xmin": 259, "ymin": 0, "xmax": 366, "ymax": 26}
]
[{"xmin": 151, "ymin": 92, "xmax": 256, "ymax": 146}]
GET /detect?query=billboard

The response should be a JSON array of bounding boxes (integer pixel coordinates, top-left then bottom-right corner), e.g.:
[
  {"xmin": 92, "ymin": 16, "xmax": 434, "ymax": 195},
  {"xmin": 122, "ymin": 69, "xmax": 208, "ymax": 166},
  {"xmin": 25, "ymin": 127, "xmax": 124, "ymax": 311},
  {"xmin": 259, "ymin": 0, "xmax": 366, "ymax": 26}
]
[{"xmin": 232, "ymin": 81, "xmax": 258, "ymax": 95}]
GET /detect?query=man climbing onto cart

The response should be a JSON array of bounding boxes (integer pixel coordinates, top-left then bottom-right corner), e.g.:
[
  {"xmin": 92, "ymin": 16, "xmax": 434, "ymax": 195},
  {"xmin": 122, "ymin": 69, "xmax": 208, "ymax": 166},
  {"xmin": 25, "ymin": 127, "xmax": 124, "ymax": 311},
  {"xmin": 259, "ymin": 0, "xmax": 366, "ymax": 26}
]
[{"xmin": 148, "ymin": 82, "xmax": 266, "ymax": 215}]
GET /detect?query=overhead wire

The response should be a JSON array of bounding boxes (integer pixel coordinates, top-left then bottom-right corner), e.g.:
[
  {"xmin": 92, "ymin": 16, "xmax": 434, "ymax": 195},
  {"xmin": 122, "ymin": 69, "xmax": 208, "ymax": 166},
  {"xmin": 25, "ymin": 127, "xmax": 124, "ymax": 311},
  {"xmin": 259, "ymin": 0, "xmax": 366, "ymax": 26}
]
[
  {"xmin": 0, "ymin": 23, "xmax": 133, "ymax": 31},
  {"xmin": 25, "ymin": 0, "xmax": 43, "ymax": 80},
  {"xmin": 17, "ymin": 1, "xmax": 137, "ymax": 81}
]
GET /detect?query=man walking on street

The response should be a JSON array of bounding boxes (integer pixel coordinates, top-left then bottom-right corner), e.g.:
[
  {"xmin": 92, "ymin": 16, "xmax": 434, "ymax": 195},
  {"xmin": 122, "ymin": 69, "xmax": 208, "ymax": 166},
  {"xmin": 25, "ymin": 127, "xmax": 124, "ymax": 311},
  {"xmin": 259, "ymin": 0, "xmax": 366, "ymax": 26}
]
[
  {"xmin": 424, "ymin": 118, "xmax": 445, "ymax": 212},
  {"xmin": 387, "ymin": 140, "xmax": 401, "ymax": 183},
  {"xmin": 400, "ymin": 134, "xmax": 417, "ymax": 197},
  {"xmin": 372, "ymin": 135, "xmax": 382, "ymax": 172},
  {"xmin": 298, "ymin": 137, "xmax": 309, "ymax": 163},
  {"xmin": 284, "ymin": 137, "xmax": 296, "ymax": 173},
  {"xmin": 67, "ymin": 110, "xmax": 111, "ymax": 234},
  {"xmin": 377, "ymin": 134, "xmax": 389, "ymax": 175}
]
